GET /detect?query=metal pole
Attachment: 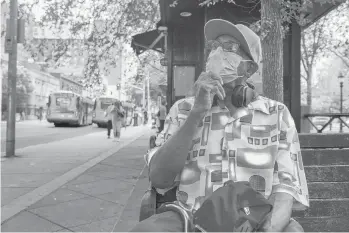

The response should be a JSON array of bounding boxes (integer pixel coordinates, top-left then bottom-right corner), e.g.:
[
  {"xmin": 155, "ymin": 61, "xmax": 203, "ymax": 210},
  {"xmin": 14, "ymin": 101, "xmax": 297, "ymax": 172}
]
[
  {"xmin": 147, "ymin": 77, "xmax": 150, "ymax": 120},
  {"xmin": 6, "ymin": 0, "xmax": 18, "ymax": 157},
  {"xmin": 119, "ymin": 50, "xmax": 122, "ymax": 100},
  {"xmin": 142, "ymin": 79, "xmax": 146, "ymax": 108},
  {"xmin": 340, "ymin": 81, "xmax": 343, "ymax": 133}
]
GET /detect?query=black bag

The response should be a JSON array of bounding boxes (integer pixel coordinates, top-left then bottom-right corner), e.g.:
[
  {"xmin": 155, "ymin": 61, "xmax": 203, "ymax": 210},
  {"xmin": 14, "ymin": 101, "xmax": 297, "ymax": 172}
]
[
  {"xmin": 193, "ymin": 181, "xmax": 273, "ymax": 232},
  {"xmin": 118, "ymin": 111, "xmax": 125, "ymax": 118}
]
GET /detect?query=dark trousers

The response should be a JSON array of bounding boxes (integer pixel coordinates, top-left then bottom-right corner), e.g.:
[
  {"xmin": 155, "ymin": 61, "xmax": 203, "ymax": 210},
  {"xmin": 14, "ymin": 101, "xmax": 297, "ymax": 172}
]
[
  {"xmin": 107, "ymin": 120, "xmax": 112, "ymax": 137},
  {"xmin": 159, "ymin": 120, "xmax": 165, "ymax": 132}
]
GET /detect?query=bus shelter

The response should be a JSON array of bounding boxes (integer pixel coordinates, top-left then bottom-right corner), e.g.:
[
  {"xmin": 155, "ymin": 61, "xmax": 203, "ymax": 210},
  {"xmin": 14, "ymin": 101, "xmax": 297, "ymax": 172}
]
[{"xmin": 131, "ymin": 0, "xmax": 340, "ymax": 132}]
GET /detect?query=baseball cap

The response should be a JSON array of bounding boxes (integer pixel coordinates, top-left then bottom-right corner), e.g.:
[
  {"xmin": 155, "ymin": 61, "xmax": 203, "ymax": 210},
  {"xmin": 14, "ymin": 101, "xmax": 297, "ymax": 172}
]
[{"xmin": 204, "ymin": 19, "xmax": 262, "ymax": 64}]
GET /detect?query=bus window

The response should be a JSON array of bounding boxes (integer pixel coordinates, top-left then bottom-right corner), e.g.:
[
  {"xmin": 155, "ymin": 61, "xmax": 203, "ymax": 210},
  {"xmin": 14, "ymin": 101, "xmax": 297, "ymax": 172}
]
[
  {"xmin": 56, "ymin": 95, "xmax": 73, "ymax": 107},
  {"xmin": 93, "ymin": 100, "xmax": 97, "ymax": 110},
  {"xmin": 99, "ymin": 98, "xmax": 115, "ymax": 110}
]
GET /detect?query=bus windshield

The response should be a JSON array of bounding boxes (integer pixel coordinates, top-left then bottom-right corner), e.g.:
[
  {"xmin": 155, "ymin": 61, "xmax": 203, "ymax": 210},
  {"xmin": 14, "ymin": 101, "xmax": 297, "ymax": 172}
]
[
  {"xmin": 99, "ymin": 98, "xmax": 116, "ymax": 110},
  {"xmin": 51, "ymin": 93, "xmax": 77, "ymax": 113},
  {"xmin": 55, "ymin": 93, "xmax": 75, "ymax": 107}
]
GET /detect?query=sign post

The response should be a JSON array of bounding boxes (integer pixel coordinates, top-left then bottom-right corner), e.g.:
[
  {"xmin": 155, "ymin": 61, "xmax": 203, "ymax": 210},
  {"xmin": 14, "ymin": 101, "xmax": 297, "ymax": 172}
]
[{"xmin": 5, "ymin": 0, "xmax": 21, "ymax": 157}]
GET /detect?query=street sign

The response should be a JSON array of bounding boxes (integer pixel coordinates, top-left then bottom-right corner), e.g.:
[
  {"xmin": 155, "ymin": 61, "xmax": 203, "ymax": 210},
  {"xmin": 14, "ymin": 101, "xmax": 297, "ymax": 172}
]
[
  {"xmin": 160, "ymin": 58, "xmax": 168, "ymax": 66},
  {"xmin": 6, "ymin": 19, "xmax": 25, "ymax": 43},
  {"xmin": 17, "ymin": 19, "xmax": 25, "ymax": 43},
  {"xmin": 4, "ymin": 37, "xmax": 12, "ymax": 53}
]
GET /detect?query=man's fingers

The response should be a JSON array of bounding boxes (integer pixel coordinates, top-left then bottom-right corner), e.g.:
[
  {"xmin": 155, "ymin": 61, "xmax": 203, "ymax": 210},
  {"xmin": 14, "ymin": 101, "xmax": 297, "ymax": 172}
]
[
  {"xmin": 215, "ymin": 80, "xmax": 226, "ymax": 98},
  {"xmin": 208, "ymin": 71, "xmax": 224, "ymax": 85},
  {"xmin": 211, "ymin": 85, "xmax": 224, "ymax": 101}
]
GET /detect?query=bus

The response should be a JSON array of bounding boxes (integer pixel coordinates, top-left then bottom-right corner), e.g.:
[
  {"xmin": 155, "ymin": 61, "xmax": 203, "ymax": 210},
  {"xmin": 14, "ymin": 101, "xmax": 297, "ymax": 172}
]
[
  {"xmin": 46, "ymin": 91, "xmax": 94, "ymax": 127},
  {"xmin": 92, "ymin": 96, "xmax": 118, "ymax": 127},
  {"xmin": 92, "ymin": 97, "xmax": 135, "ymax": 127}
]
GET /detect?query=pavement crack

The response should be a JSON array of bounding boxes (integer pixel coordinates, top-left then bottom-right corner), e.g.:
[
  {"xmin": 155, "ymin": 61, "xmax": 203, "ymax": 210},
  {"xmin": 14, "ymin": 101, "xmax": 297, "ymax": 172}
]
[
  {"xmin": 63, "ymin": 187, "xmax": 130, "ymax": 206},
  {"xmin": 26, "ymin": 210, "xmax": 73, "ymax": 232},
  {"xmin": 98, "ymin": 162, "xmax": 146, "ymax": 171}
]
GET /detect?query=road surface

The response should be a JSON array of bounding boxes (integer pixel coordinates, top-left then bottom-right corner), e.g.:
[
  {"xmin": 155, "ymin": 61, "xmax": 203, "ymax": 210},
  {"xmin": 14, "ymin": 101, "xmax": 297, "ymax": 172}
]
[{"xmin": 1, "ymin": 121, "xmax": 105, "ymax": 152}]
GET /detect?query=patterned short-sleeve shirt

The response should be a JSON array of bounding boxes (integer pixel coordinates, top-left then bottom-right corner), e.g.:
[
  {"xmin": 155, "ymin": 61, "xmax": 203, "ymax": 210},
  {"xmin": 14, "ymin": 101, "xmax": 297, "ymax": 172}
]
[{"xmin": 145, "ymin": 96, "xmax": 309, "ymax": 212}]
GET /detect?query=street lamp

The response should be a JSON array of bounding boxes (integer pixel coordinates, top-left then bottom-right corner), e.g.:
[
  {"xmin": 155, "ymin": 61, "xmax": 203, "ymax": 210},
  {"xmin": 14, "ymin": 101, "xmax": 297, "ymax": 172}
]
[{"xmin": 338, "ymin": 72, "xmax": 344, "ymax": 133}]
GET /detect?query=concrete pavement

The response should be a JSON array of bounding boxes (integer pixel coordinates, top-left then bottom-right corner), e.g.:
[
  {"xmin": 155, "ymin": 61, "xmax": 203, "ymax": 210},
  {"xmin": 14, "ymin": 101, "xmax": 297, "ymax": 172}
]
[
  {"xmin": 1, "ymin": 125, "xmax": 152, "ymax": 231},
  {"xmin": 1, "ymin": 121, "xmax": 105, "ymax": 152}
]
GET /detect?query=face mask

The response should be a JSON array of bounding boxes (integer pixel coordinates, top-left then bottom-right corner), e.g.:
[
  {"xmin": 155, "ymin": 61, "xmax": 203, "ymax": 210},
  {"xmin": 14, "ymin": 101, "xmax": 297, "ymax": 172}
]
[{"xmin": 206, "ymin": 47, "xmax": 253, "ymax": 84}]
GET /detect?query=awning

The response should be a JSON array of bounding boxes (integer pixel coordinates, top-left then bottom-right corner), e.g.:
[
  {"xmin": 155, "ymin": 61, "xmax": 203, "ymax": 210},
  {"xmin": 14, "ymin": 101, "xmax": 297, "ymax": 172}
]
[
  {"xmin": 131, "ymin": 29, "xmax": 165, "ymax": 55},
  {"xmin": 302, "ymin": 1, "xmax": 341, "ymax": 29}
]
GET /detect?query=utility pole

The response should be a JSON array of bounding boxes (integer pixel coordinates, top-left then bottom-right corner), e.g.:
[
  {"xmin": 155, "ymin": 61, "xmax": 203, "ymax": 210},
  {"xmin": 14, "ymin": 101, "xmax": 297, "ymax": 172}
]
[
  {"xmin": 147, "ymin": 76, "xmax": 150, "ymax": 119},
  {"xmin": 142, "ymin": 78, "xmax": 146, "ymax": 108},
  {"xmin": 5, "ymin": 0, "xmax": 18, "ymax": 157},
  {"xmin": 118, "ymin": 50, "xmax": 122, "ymax": 100}
]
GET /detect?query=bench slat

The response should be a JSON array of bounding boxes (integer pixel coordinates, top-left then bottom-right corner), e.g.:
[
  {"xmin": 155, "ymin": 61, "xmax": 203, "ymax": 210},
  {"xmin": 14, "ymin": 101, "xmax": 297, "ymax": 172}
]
[
  {"xmin": 301, "ymin": 148, "xmax": 349, "ymax": 166},
  {"xmin": 299, "ymin": 133, "xmax": 349, "ymax": 148},
  {"xmin": 295, "ymin": 216, "xmax": 349, "ymax": 232},
  {"xmin": 292, "ymin": 199, "xmax": 349, "ymax": 218}
]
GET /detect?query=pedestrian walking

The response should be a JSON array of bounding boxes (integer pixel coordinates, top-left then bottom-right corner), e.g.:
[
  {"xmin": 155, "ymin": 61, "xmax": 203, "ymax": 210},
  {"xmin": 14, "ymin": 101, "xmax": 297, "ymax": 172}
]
[
  {"xmin": 143, "ymin": 109, "xmax": 148, "ymax": 125},
  {"xmin": 105, "ymin": 101, "xmax": 125, "ymax": 142},
  {"xmin": 38, "ymin": 107, "xmax": 43, "ymax": 121},
  {"xmin": 105, "ymin": 104, "xmax": 113, "ymax": 139},
  {"xmin": 158, "ymin": 100, "xmax": 166, "ymax": 132}
]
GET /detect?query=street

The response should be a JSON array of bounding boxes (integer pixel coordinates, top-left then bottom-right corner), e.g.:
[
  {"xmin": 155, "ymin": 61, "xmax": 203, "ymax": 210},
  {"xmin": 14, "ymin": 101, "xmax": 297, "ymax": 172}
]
[
  {"xmin": 1, "ymin": 123, "xmax": 152, "ymax": 232},
  {"xmin": 1, "ymin": 121, "xmax": 105, "ymax": 152}
]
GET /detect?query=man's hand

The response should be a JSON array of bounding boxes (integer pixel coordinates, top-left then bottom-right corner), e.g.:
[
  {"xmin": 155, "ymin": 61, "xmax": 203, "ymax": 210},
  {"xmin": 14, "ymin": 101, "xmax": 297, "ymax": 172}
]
[
  {"xmin": 192, "ymin": 71, "xmax": 226, "ymax": 115},
  {"xmin": 259, "ymin": 192, "xmax": 294, "ymax": 232}
]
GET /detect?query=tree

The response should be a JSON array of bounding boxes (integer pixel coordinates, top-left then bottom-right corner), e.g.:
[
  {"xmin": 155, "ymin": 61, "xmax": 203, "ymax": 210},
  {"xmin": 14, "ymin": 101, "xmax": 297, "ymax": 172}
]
[
  {"xmin": 125, "ymin": 51, "xmax": 167, "ymax": 105},
  {"xmin": 301, "ymin": 17, "xmax": 329, "ymax": 108},
  {"xmin": 1, "ymin": 0, "xmax": 161, "ymax": 90},
  {"xmin": 1, "ymin": 62, "xmax": 35, "ymax": 112},
  {"xmin": 328, "ymin": 0, "xmax": 349, "ymax": 68},
  {"xmin": 301, "ymin": 1, "xmax": 349, "ymax": 109}
]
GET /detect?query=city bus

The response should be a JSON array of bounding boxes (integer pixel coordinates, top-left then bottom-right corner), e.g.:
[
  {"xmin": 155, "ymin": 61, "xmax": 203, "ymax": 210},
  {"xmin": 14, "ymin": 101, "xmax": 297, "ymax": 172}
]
[
  {"xmin": 92, "ymin": 96, "xmax": 118, "ymax": 127},
  {"xmin": 46, "ymin": 91, "xmax": 94, "ymax": 127},
  {"xmin": 92, "ymin": 97, "xmax": 135, "ymax": 127}
]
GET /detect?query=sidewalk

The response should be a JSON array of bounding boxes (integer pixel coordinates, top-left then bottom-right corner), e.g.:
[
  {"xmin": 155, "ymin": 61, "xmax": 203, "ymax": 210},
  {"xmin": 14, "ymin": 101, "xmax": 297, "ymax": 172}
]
[{"xmin": 1, "ymin": 126, "xmax": 152, "ymax": 231}]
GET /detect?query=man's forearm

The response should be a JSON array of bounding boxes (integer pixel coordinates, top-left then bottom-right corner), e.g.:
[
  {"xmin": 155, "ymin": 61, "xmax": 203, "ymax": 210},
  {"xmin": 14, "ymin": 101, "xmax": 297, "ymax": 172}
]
[
  {"xmin": 149, "ymin": 111, "xmax": 205, "ymax": 189},
  {"xmin": 267, "ymin": 192, "xmax": 294, "ymax": 232}
]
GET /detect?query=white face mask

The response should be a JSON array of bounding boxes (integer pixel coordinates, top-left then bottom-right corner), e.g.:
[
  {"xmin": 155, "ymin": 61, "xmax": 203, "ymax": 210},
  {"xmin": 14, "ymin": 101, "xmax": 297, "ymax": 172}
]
[{"xmin": 206, "ymin": 47, "xmax": 252, "ymax": 84}]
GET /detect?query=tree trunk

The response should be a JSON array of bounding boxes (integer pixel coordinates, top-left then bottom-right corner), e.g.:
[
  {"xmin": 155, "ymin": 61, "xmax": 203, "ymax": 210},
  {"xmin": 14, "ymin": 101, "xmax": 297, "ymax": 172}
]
[
  {"xmin": 261, "ymin": 0, "xmax": 284, "ymax": 102},
  {"xmin": 306, "ymin": 68, "xmax": 312, "ymax": 109}
]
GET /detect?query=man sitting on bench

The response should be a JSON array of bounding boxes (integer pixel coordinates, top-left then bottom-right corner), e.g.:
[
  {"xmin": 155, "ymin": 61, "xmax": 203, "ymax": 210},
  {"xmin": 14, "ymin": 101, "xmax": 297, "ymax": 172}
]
[{"xmin": 131, "ymin": 19, "xmax": 309, "ymax": 232}]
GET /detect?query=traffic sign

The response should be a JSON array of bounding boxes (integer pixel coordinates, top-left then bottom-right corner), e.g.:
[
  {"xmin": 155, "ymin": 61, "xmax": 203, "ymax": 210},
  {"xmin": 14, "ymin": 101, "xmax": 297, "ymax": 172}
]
[{"xmin": 4, "ymin": 37, "xmax": 12, "ymax": 53}]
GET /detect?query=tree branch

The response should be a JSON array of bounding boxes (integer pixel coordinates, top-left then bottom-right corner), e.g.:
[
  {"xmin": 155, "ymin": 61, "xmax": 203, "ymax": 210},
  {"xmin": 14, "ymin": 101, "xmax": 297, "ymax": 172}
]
[
  {"xmin": 301, "ymin": 33, "xmax": 309, "ymax": 73},
  {"xmin": 329, "ymin": 48, "xmax": 349, "ymax": 68}
]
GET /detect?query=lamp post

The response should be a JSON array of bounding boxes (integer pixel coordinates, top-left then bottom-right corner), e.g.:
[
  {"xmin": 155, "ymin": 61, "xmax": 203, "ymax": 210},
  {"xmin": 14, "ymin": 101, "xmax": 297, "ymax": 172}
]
[{"xmin": 338, "ymin": 72, "xmax": 344, "ymax": 133}]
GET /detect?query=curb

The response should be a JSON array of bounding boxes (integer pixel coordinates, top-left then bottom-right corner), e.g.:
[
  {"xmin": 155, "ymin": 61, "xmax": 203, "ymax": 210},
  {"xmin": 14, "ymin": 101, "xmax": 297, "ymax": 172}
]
[{"xmin": 1, "ymin": 127, "xmax": 150, "ymax": 224}]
